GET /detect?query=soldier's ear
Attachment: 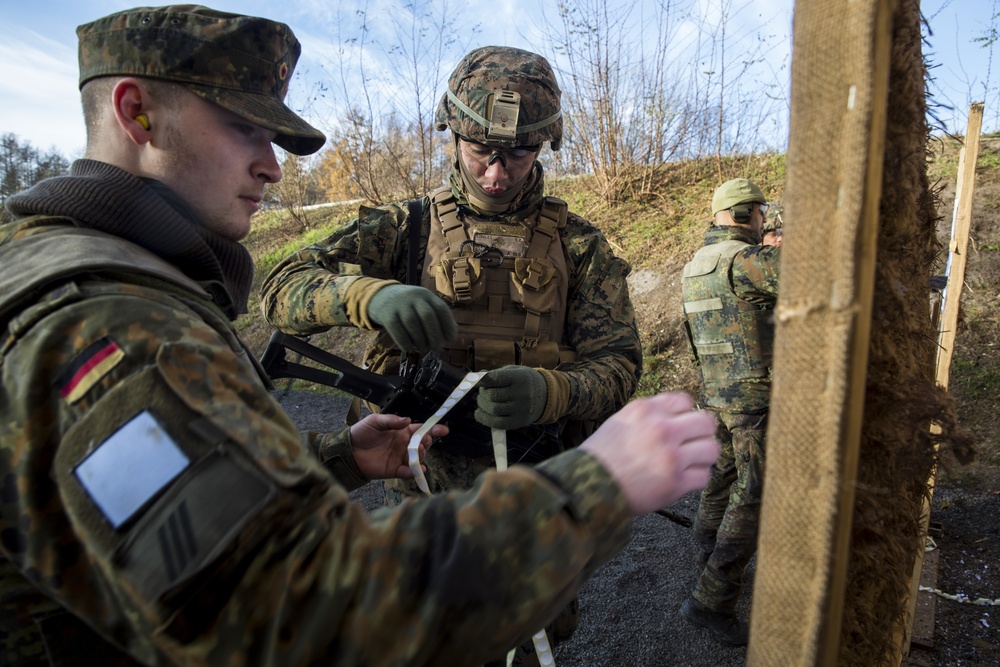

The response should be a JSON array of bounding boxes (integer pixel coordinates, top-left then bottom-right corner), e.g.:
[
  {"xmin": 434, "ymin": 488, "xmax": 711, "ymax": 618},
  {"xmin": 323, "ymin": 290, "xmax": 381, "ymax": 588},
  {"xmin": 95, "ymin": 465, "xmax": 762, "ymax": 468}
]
[{"xmin": 112, "ymin": 78, "xmax": 153, "ymax": 145}]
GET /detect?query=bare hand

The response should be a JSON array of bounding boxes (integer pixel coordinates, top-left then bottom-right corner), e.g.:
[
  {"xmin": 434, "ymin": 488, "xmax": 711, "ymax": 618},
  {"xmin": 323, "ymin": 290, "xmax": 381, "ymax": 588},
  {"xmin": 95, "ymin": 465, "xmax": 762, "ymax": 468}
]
[
  {"xmin": 349, "ymin": 413, "xmax": 448, "ymax": 480},
  {"xmin": 580, "ymin": 393, "xmax": 720, "ymax": 515}
]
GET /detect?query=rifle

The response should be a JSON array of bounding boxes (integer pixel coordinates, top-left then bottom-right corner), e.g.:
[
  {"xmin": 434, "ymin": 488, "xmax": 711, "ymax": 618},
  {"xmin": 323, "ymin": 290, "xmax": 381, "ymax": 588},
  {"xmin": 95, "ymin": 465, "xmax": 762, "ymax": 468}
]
[{"xmin": 260, "ymin": 330, "xmax": 564, "ymax": 465}]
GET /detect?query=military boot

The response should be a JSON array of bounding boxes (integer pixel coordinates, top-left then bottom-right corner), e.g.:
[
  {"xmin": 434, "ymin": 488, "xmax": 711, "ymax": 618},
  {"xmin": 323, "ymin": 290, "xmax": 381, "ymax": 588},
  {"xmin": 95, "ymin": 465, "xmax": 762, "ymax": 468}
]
[{"xmin": 679, "ymin": 597, "xmax": 749, "ymax": 646}]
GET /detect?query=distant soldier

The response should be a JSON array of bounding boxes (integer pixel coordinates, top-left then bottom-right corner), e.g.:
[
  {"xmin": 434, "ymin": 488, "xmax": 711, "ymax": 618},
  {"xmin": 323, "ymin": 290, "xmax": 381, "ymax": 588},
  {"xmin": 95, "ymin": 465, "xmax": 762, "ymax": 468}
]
[
  {"xmin": 0, "ymin": 7, "xmax": 720, "ymax": 665},
  {"xmin": 261, "ymin": 45, "xmax": 643, "ymax": 663},
  {"xmin": 762, "ymin": 204, "xmax": 783, "ymax": 247},
  {"xmin": 679, "ymin": 178, "xmax": 780, "ymax": 646}
]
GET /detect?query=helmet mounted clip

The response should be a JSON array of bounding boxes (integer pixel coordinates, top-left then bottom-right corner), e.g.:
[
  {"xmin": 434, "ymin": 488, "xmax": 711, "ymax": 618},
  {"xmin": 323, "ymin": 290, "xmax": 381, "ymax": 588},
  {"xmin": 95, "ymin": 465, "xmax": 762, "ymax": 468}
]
[{"xmin": 486, "ymin": 90, "xmax": 520, "ymax": 145}]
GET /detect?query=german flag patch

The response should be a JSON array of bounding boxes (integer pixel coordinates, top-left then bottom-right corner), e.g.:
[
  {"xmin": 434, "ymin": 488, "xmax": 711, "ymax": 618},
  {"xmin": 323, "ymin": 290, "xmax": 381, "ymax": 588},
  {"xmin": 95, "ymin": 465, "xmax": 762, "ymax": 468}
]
[{"xmin": 57, "ymin": 336, "xmax": 125, "ymax": 404}]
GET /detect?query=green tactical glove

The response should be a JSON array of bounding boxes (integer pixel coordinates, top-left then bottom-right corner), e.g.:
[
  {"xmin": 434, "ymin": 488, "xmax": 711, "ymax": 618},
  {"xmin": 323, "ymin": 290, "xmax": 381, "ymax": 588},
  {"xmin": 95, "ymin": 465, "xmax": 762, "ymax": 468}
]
[
  {"xmin": 475, "ymin": 365, "xmax": 548, "ymax": 430},
  {"xmin": 367, "ymin": 284, "xmax": 457, "ymax": 353}
]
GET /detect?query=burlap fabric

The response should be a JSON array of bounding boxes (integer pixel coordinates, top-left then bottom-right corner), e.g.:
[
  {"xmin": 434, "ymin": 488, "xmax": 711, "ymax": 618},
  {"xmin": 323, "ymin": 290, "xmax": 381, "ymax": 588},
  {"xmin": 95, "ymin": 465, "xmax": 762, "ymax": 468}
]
[
  {"xmin": 749, "ymin": 1, "xmax": 973, "ymax": 664},
  {"xmin": 747, "ymin": 0, "xmax": 893, "ymax": 663}
]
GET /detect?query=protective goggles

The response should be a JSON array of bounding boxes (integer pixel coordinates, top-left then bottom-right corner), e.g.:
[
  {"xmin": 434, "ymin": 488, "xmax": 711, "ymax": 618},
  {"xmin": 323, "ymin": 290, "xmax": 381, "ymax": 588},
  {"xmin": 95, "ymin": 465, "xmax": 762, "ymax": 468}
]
[{"xmin": 459, "ymin": 137, "xmax": 540, "ymax": 169}]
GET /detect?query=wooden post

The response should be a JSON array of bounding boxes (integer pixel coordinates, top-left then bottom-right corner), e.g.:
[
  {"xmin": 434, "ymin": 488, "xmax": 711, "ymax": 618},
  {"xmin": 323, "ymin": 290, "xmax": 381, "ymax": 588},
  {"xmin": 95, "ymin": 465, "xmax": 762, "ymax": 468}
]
[
  {"xmin": 936, "ymin": 102, "xmax": 984, "ymax": 386},
  {"xmin": 899, "ymin": 101, "xmax": 984, "ymax": 661}
]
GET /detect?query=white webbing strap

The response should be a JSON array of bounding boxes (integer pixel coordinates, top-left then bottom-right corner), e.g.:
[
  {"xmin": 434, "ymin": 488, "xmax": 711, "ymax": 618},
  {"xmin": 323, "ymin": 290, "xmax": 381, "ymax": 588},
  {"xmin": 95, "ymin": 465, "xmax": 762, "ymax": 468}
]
[
  {"xmin": 409, "ymin": 374, "xmax": 556, "ymax": 667},
  {"xmin": 494, "ymin": 431, "xmax": 555, "ymax": 667},
  {"xmin": 407, "ymin": 371, "xmax": 483, "ymax": 494}
]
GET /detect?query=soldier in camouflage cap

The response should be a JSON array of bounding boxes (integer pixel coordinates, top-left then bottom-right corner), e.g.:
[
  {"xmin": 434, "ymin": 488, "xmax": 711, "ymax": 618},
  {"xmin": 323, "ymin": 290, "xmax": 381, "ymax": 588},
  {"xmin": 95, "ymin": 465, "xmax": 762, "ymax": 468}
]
[
  {"xmin": 77, "ymin": 4, "xmax": 325, "ymax": 155},
  {"xmin": 261, "ymin": 45, "xmax": 643, "ymax": 664},
  {"xmin": 678, "ymin": 178, "xmax": 780, "ymax": 646},
  {"xmin": 1, "ymin": 9, "xmax": 719, "ymax": 665}
]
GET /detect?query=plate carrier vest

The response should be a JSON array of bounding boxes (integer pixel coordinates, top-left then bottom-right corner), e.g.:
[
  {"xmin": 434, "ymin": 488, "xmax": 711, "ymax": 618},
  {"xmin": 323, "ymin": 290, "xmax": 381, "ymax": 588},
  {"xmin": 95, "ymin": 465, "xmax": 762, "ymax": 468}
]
[{"xmin": 681, "ymin": 239, "xmax": 774, "ymax": 405}]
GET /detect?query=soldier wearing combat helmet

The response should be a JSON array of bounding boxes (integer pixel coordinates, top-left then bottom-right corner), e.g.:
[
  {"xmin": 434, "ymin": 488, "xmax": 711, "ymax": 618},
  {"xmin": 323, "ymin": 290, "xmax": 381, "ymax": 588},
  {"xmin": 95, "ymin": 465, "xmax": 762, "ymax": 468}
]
[
  {"xmin": 678, "ymin": 178, "xmax": 780, "ymax": 646},
  {"xmin": 762, "ymin": 203, "xmax": 784, "ymax": 247},
  {"xmin": 261, "ymin": 45, "xmax": 643, "ymax": 664},
  {"xmin": 0, "ymin": 9, "xmax": 722, "ymax": 666}
]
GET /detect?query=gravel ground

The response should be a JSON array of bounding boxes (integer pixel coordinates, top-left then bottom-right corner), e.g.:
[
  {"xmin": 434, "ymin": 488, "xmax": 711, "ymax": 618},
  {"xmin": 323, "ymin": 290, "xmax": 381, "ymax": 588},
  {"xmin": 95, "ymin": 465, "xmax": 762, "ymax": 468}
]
[{"xmin": 275, "ymin": 389, "xmax": 997, "ymax": 666}]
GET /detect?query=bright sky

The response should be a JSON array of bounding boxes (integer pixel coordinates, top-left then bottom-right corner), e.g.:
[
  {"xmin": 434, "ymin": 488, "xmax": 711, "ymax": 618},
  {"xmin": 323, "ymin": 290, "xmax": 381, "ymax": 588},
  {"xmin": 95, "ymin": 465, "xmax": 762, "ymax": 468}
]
[{"xmin": 0, "ymin": 0, "xmax": 994, "ymax": 160}]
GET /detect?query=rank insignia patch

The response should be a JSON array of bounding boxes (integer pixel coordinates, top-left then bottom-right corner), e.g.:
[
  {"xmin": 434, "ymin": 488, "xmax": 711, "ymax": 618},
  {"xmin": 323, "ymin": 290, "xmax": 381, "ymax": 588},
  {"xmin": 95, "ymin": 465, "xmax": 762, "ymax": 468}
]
[{"xmin": 56, "ymin": 336, "xmax": 125, "ymax": 403}]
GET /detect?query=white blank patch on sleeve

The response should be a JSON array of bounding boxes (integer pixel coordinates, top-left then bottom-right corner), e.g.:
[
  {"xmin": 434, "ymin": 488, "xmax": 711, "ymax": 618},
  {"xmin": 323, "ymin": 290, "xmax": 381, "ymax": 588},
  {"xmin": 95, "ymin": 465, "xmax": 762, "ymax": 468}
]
[{"xmin": 75, "ymin": 410, "xmax": 190, "ymax": 529}]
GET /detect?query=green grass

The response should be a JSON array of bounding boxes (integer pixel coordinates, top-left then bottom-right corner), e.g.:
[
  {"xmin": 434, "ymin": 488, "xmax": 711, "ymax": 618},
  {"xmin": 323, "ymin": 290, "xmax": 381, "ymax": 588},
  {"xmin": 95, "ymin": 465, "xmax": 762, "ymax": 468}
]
[
  {"xmin": 951, "ymin": 357, "xmax": 1000, "ymax": 398},
  {"xmin": 257, "ymin": 225, "xmax": 344, "ymax": 278}
]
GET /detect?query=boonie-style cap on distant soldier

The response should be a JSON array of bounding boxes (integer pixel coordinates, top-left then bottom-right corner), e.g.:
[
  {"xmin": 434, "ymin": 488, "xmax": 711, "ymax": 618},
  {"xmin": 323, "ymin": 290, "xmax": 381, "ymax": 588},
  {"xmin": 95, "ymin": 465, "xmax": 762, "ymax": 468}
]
[
  {"xmin": 77, "ymin": 4, "xmax": 326, "ymax": 155},
  {"xmin": 434, "ymin": 45, "xmax": 563, "ymax": 151},
  {"xmin": 711, "ymin": 178, "xmax": 768, "ymax": 217}
]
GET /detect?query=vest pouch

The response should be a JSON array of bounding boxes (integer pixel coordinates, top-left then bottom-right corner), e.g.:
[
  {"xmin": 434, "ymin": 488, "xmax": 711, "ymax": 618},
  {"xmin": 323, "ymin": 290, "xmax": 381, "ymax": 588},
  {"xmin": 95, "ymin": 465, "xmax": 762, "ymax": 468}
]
[
  {"xmin": 472, "ymin": 338, "xmax": 518, "ymax": 369},
  {"xmin": 520, "ymin": 340, "xmax": 562, "ymax": 368},
  {"xmin": 434, "ymin": 256, "xmax": 486, "ymax": 305},
  {"xmin": 509, "ymin": 257, "xmax": 559, "ymax": 314},
  {"xmin": 362, "ymin": 331, "xmax": 403, "ymax": 377},
  {"xmin": 695, "ymin": 345, "xmax": 736, "ymax": 384},
  {"xmin": 739, "ymin": 308, "xmax": 775, "ymax": 373}
]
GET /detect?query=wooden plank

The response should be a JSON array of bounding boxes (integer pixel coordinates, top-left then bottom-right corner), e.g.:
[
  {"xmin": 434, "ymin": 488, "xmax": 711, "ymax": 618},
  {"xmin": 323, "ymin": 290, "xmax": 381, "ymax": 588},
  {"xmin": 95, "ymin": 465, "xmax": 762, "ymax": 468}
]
[
  {"xmin": 936, "ymin": 102, "xmax": 983, "ymax": 388},
  {"xmin": 898, "ymin": 102, "xmax": 984, "ymax": 662},
  {"xmin": 910, "ymin": 542, "xmax": 940, "ymax": 649}
]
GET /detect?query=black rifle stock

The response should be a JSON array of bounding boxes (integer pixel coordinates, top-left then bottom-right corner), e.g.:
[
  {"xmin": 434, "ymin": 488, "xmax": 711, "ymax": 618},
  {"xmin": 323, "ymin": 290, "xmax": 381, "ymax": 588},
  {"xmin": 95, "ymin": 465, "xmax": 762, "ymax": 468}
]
[{"xmin": 260, "ymin": 330, "xmax": 564, "ymax": 464}]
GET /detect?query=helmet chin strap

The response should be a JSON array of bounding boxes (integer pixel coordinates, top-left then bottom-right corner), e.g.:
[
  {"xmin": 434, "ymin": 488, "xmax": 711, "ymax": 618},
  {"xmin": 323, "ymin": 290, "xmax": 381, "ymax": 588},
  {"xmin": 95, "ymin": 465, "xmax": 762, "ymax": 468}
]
[{"xmin": 454, "ymin": 135, "xmax": 535, "ymax": 215}]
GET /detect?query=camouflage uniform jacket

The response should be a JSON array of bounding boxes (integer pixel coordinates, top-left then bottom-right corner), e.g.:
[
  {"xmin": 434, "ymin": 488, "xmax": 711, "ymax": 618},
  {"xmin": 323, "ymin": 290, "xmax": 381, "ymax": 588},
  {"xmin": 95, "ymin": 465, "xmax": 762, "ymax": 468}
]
[
  {"xmin": 0, "ymin": 164, "xmax": 632, "ymax": 667},
  {"xmin": 682, "ymin": 225, "xmax": 780, "ymax": 413},
  {"xmin": 260, "ymin": 168, "xmax": 642, "ymax": 425}
]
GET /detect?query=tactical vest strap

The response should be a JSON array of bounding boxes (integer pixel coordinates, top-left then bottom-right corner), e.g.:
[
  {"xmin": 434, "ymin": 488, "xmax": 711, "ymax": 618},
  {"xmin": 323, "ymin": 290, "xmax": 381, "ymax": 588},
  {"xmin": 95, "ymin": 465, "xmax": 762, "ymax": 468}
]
[
  {"xmin": 452, "ymin": 257, "xmax": 474, "ymax": 300},
  {"xmin": 405, "ymin": 199, "xmax": 424, "ymax": 286},
  {"xmin": 520, "ymin": 198, "xmax": 566, "ymax": 348},
  {"xmin": 523, "ymin": 311, "xmax": 542, "ymax": 348},
  {"xmin": 524, "ymin": 197, "xmax": 565, "ymax": 258},
  {"xmin": 433, "ymin": 191, "xmax": 469, "ymax": 253}
]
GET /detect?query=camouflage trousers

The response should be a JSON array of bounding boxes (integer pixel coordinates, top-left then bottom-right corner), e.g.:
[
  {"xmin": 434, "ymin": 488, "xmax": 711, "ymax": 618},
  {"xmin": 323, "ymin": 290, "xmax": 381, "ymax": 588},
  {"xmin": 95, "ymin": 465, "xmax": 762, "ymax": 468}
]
[
  {"xmin": 384, "ymin": 448, "xmax": 580, "ymax": 667},
  {"xmin": 691, "ymin": 410, "xmax": 767, "ymax": 615}
]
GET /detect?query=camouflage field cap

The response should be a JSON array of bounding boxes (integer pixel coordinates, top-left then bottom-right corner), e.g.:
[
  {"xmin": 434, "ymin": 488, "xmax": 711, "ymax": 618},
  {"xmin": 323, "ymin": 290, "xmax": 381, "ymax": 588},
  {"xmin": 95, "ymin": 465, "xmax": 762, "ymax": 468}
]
[
  {"xmin": 435, "ymin": 46, "xmax": 562, "ymax": 150},
  {"xmin": 711, "ymin": 178, "xmax": 767, "ymax": 215},
  {"xmin": 77, "ymin": 5, "xmax": 326, "ymax": 155}
]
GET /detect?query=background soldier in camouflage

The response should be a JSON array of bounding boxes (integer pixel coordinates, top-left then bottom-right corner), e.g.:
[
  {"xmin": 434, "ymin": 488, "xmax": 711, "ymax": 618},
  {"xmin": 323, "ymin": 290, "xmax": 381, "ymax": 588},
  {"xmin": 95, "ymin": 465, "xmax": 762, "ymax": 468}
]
[
  {"xmin": 261, "ymin": 45, "xmax": 642, "ymax": 664},
  {"xmin": 0, "ymin": 7, "xmax": 719, "ymax": 666},
  {"xmin": 762, "ymin": 204, "xmax": 783, "ymax": 247},
  {"xmin": 679, "ymin": 178, "xmax": 780, "ymax": 646}
]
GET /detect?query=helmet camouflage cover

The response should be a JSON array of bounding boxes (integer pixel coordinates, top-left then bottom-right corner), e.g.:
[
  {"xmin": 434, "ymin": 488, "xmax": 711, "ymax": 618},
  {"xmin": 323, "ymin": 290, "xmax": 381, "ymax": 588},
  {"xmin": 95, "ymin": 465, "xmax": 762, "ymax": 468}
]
[
  {"xmin": 763, "ymin": 204, "xmax": 784, "ymax": 233},
  {"xmin": 435, "ymin": 46, "xmax": 562, "ymax": 150}
]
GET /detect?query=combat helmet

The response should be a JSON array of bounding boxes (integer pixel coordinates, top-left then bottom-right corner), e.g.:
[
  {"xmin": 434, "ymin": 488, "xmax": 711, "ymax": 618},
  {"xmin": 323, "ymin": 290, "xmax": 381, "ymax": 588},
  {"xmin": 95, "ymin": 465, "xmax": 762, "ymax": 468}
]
[
  {"xmin": 435, "ymin": 46, "xmax": 562, "ymax": 151},
  {"xmin": 711, "ymin": 178, "xmax": 767, "ymax": 215},
  {"xmin": 763, "ymin": 204, "xmax": 784, "ymax": 234}
]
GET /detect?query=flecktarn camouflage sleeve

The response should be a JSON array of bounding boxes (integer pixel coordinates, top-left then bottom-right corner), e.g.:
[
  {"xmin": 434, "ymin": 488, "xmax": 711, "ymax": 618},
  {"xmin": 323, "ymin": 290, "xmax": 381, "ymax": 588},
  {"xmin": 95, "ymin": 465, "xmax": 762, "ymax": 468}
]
[
  {"xmin": 731, "ymin": 245, "xmax": 781, "ymax": 303},
  {"xmin": 557, "ymin": 215, "xmax": 643, "ymax": 422},
  {"xmin": 1, "ymin": 286, "xmax": 631, "ymax": 666},
  {"xmin": 260, "ymin": 202, "xmax": 412, "ymax": 335}
]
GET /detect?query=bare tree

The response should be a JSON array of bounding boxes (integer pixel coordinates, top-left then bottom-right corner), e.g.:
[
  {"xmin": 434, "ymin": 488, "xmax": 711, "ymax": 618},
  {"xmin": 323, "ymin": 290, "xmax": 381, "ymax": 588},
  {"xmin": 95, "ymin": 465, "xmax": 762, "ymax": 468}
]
[
  {"xmin": 320, "ymin": 0, "xmax": 479, "ymax": 204},
  {"xmin": 547, "ymin": 0, "xmax": 691, "ymax": 203},
  {"xmin": 1, "ymin": 133, "xmax": 69, "ymax": 223},
  {"xmin": 536, "ymin": 0, "xmax": 789, "ymax": 203},
  {"xmin": 266, "ymin": 152, "xmax": 325, "ymax": 230}
]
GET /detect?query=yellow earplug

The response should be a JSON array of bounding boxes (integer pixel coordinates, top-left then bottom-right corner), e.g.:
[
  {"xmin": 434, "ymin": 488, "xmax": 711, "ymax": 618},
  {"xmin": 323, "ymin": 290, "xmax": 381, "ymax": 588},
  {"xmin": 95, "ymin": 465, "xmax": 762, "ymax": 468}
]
[{"xmin": 136, "ymin": 114, "xmax": 150, "ymax": 130}]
